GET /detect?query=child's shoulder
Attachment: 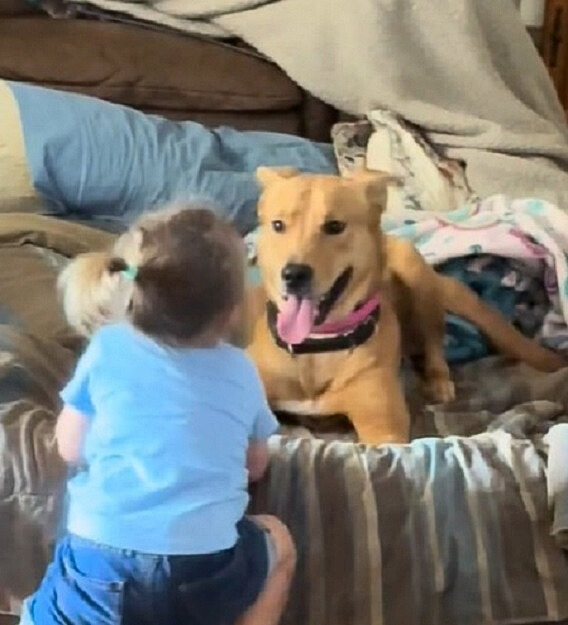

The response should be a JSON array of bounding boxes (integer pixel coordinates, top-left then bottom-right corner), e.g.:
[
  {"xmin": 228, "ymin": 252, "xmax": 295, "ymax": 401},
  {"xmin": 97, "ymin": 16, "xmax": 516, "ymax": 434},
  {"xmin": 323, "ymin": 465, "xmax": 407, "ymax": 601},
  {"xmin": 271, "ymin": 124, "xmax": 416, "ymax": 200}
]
[
  {"xmin": 88, "ymin": 322, "xmax": 139, "ymax": 356},
  {"xmin": 214, "ymin": 343, "xmax": 259, "ymax": 377},
  {"xmin": 91, "ymin": 322, "xmax": 131, "ymax": 344}
]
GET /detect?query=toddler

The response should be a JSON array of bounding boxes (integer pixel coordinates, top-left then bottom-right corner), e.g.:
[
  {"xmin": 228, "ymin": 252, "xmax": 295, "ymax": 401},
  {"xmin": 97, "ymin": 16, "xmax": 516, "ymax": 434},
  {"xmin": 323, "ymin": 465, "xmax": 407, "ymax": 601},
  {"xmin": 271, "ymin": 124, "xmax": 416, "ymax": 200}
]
[{"xmin": 20, "ymin": 206, "xmax": 295, "ymax": 625}]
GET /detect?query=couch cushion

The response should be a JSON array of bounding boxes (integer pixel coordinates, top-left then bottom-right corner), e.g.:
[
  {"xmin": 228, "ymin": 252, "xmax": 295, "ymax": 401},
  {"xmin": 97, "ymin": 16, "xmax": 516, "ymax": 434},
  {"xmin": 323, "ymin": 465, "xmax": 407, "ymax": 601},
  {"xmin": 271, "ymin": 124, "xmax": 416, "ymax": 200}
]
[{"xmin": 0, "ymin": 17, "xmax": 302, "ymax": 113}]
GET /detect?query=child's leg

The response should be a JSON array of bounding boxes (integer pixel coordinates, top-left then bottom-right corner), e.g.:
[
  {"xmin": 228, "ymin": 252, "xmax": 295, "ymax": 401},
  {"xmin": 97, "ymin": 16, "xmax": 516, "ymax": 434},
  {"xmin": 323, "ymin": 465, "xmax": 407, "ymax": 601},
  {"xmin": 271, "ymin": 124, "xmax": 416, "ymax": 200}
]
[{"xmin": 236, "ymin": 514, "xmax": 296, "ymax": 625}]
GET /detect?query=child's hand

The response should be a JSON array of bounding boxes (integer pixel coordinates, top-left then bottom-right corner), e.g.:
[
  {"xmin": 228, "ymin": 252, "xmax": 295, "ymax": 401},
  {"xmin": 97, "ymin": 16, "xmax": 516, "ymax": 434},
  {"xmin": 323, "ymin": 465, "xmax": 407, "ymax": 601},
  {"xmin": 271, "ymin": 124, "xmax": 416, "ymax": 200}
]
[
  {"xmin": 55, "ymin": 405, "xmax": 90, "ymax": 464},
  {"xmin": 246, "ymin": 441, "xmax": 270, "ymax": 482}
]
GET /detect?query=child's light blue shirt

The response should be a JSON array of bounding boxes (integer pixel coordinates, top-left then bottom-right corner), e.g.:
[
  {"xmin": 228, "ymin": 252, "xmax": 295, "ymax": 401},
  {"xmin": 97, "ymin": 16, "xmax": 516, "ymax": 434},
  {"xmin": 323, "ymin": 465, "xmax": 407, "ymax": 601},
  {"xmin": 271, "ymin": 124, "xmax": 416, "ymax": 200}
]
[{"xmin": 60, "ymin": 322, "xmax": 279, "ymax": 555}]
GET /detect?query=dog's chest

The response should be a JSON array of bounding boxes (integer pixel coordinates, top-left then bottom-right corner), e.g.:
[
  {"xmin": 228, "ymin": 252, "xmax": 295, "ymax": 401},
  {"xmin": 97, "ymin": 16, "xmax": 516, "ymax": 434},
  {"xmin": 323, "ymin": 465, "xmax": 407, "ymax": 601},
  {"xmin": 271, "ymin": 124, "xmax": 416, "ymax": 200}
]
[{"xmin": 288, "ymin": 352, "xmax": 347, "ymax": 397}]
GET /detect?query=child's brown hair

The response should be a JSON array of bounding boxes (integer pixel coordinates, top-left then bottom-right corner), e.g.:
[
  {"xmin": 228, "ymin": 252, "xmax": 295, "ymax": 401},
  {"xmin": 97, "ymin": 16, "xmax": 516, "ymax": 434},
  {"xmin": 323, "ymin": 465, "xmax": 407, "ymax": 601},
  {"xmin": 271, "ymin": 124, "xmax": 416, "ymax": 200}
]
[{"xmin": 108, "ymin": 206, "xmax": 245, "ymax": 346}]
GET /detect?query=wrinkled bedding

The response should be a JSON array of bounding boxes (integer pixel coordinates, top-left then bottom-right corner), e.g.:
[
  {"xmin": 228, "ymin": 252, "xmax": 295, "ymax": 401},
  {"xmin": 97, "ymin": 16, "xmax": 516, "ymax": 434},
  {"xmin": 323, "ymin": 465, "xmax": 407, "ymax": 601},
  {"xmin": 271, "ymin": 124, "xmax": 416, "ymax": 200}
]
[{"xmin": 1, "ymin": 214, "xmax": 568, "ymax": 625}]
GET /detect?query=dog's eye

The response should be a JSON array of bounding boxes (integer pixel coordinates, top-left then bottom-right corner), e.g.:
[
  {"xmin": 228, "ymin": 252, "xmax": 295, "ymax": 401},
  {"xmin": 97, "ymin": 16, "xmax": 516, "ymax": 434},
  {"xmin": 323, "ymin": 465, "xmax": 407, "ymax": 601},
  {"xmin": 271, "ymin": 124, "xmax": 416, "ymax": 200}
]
[
  {"xmin": 271, "ymin": 220, "xmax": 286, "ymax": 233},
  {"xmin": 322, "ymin": 220, "xmax": 346, "ymax": 235}
]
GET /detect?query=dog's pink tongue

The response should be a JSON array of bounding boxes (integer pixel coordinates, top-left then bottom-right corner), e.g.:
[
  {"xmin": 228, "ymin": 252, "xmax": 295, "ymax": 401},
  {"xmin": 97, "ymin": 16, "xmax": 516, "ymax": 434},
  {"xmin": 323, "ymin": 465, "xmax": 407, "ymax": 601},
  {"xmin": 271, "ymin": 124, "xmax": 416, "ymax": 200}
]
[{"xmin": 277, "ymin": 296, "xmax": 315, "ymax": 345}]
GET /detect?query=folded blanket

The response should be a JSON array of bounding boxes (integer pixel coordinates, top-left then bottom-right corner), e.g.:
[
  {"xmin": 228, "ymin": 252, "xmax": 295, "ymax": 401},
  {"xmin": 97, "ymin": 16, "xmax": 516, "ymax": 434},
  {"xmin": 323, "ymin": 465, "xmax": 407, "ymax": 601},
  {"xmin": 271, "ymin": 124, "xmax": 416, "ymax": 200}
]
[
  {"xmin": 437, "ymin": 255, "xmax": 547, "ymax": 363},
  {"xmin": 251, "ymin": 431, "xmax": 568, "ymax": 625},
  {"xmin": 333, "ymin": 113, "xmax": 479, "ymax": 215}
]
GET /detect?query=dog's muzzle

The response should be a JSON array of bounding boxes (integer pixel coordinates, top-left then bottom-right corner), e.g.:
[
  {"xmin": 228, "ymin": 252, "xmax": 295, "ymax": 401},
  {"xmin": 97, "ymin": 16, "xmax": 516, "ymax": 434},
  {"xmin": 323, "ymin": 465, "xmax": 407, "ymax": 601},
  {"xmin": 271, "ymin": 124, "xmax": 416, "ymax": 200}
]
[{"xmin": 281, "ymin": 262, "xmax": 313, "ymax": 296}]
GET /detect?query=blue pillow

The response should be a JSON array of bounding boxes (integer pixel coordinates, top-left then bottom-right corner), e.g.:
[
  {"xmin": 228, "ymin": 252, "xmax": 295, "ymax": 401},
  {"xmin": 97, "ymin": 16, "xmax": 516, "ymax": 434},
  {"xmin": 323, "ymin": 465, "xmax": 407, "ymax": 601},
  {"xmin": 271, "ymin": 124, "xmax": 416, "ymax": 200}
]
[{"xmin": 8, "ymin": 81, "xmax": 337, "ymax": 234}]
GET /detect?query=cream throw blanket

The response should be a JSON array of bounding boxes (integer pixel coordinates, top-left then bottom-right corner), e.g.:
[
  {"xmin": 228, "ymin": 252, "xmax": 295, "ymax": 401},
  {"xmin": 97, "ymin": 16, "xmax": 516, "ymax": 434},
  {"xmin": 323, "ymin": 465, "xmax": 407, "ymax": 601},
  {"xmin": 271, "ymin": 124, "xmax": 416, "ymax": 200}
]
[
  {"xmin": 42, "ymin": 0, "xmax": 568, "ymax": 208},
  {"xmin": 218, "ymin": 0, "xmax": 568, "ymax": 208}
]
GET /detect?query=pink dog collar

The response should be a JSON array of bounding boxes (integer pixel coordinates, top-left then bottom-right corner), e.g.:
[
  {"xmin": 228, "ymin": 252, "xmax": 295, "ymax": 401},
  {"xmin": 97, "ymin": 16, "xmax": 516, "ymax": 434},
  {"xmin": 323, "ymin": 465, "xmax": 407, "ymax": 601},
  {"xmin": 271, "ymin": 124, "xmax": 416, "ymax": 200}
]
[
  {"xmin": 266, "ymin": 293, "xmax": 381, "ymax": 356},
  {"xmin": 311, "ymin": 294, "xmax": 381, "ymax": 336}
]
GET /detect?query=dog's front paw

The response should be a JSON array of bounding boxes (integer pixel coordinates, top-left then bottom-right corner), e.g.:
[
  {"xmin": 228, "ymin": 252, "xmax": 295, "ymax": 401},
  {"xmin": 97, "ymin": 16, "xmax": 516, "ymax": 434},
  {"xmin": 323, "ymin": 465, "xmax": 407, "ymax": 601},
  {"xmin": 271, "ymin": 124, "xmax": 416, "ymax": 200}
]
[{"xmin": 422, "ymin": 376, "xmax": 455, "ymax": 404}]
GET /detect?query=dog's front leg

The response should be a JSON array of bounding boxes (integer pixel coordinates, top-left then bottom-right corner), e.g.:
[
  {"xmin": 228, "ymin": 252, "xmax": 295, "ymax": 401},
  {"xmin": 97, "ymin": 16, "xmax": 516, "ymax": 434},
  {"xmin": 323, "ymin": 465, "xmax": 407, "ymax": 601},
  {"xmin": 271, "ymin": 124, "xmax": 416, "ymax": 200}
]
[{"xmin": 321, "ymin": 370, "xmax": 410, "ymax": 445}]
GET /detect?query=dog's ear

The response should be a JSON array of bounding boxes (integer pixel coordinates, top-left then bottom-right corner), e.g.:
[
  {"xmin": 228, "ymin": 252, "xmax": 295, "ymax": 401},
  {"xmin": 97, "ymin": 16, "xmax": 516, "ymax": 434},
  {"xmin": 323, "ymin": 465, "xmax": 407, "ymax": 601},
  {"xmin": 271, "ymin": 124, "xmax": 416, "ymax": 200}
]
[
  {"xmin": 256, "ymin": 166, "xmax": 299, "ymax": 188},
  {"xmin": 346, "ymin": 168, "xmax": 401, "ymax": 188},
  {"xmin": 346, "ymin": 169, "xmax": 400, "ymax": 218}
]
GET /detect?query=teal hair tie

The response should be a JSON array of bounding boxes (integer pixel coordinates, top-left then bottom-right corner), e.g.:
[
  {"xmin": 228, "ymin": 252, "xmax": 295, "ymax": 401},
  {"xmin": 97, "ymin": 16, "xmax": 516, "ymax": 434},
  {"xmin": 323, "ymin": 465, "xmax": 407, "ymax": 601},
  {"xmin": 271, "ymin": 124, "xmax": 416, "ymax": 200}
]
[{"xmin": 121, "ymin": 265, "xmax": 138, "ymax": 281}]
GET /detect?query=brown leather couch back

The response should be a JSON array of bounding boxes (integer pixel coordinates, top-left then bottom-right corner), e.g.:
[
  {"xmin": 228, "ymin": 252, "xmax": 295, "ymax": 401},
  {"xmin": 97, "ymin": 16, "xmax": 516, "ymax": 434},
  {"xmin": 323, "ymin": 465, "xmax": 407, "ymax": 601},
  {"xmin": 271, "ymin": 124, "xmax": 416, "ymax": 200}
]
[
  {"xmin": 0, "ymin": 0, "xmax": 36, "ymax": 14},
  {"xmin": 0, "ymin": 11, "xmax": 336, "ymax": 139}
]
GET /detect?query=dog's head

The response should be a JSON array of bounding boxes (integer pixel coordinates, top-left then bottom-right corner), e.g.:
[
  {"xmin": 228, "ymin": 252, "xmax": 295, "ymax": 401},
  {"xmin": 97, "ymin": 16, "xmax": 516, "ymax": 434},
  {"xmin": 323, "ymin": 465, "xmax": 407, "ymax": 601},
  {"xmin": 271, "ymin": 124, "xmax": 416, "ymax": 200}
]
[{"xmin": 255, "ymin": 167, "xmax": 395, "ymax": 344}]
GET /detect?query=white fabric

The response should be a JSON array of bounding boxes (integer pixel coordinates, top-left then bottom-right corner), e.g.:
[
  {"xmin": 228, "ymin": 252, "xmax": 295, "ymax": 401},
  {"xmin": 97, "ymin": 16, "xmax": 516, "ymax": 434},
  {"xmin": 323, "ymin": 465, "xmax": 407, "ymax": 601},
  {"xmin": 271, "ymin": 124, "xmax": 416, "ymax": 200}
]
[{"xmin": 365, "ymin": 111, "xmax": 476, "ymax": 215}]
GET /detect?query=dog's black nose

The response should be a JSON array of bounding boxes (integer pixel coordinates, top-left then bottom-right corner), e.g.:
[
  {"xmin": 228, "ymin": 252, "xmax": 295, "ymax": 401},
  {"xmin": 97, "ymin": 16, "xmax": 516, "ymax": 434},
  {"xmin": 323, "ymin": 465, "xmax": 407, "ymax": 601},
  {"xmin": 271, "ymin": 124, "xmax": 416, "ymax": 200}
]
[{"xmin": 282, "ymin": 263, "xmax": 313, "ymax": 292}]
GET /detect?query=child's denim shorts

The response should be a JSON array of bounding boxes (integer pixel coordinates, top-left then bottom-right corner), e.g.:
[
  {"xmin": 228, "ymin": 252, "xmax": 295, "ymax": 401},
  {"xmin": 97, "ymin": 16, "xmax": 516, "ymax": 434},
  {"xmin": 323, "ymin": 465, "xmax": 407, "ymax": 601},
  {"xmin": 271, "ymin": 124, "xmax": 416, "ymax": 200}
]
[{"xmin": 20, "ymin": 516, "xmax": 276, "ymax": 625}]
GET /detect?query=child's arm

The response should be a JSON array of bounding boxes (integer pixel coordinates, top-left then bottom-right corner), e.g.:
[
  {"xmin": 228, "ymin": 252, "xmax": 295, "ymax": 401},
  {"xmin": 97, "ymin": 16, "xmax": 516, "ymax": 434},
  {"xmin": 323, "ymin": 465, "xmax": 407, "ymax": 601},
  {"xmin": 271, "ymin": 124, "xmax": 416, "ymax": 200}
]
[
  {"xmin": 55, "ymin": 405, "xmax": 90, "ymax": 464},
  {"xmin": 244, "ymin": 356, "xmax": 280, "ymax": 482},
  {"xmin": 57, "ymin": 333, "xmax": 100, "ymax": 464},
  {"xmin": 248, "ymin": 392, "xmax": 279, "ymax": 483},
  {"xmin": 246, "ymin": 440, "xmax": 270, "ymax": 482}
]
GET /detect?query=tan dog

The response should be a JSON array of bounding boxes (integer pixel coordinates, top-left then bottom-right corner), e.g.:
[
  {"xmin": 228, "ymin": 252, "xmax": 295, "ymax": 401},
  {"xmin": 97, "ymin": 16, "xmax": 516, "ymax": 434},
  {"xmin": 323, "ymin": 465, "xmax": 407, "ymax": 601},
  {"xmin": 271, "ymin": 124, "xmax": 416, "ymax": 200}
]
[{"xmin": 247, "ymin": 167, "xmax": 565, "ymax": 444}]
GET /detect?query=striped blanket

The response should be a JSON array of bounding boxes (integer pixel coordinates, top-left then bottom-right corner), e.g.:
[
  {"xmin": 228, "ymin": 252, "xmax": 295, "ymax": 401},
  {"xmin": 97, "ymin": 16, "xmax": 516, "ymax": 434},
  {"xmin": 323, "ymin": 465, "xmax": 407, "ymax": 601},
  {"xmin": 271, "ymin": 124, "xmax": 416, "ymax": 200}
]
[{"xmin": 251, "ymin": 432, "xmax": 568, "ymax": 625}]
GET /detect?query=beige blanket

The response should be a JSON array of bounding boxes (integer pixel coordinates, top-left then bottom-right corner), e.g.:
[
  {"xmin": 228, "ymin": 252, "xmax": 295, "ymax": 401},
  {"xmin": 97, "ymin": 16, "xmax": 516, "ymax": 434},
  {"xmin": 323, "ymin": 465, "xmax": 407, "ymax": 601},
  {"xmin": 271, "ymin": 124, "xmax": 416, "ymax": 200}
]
[
  {"xmin": 218, "ymin": 0, "xmax": 568, "ymax": 208},
  {"xmin": 42, "ymin": 0, "xmax": 568, "ymax": 209}
]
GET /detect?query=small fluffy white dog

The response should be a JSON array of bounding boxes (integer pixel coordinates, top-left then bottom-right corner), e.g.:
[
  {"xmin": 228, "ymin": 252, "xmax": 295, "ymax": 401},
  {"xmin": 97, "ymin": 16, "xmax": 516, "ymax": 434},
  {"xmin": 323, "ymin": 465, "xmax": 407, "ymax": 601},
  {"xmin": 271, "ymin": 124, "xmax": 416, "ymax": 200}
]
[
  {"xmin": 58, "ymin": 209, "xmax": 175, "ymax": 337},
  {"xmin": 58, "ymin": 251, "xmax": 127, "ymax": 337}
]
